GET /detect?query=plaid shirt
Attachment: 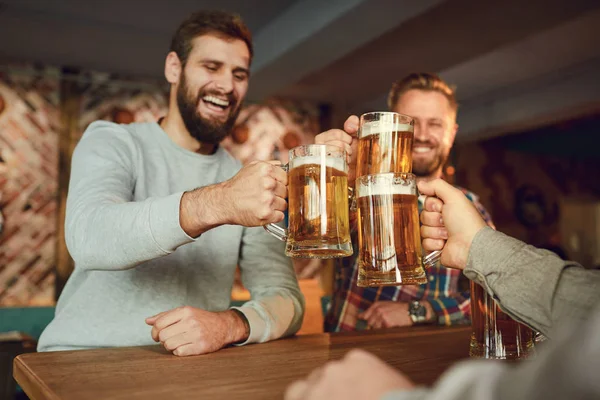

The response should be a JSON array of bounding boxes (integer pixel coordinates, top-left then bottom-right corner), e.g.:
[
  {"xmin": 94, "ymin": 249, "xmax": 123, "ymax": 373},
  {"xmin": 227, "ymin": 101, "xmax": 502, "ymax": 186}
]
[{"xmin": 324, "ymin": 186, "xmax": 495, "ymax": 332}]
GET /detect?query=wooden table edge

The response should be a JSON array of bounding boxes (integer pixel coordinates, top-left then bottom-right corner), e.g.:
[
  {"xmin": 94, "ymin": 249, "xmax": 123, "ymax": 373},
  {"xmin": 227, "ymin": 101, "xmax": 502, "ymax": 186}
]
[
  {"xmin": 14, "ymin": 354, "xmax": 61, "ymax": 400},
  {"xmin": 11, "ymin": 326, "xmax": 472, "ymax": 399}
]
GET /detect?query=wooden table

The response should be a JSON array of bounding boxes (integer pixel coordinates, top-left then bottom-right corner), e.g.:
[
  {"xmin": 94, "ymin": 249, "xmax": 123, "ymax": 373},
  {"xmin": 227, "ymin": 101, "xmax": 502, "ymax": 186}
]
[{"xmin": 14, "ymin": 325, "xmax": 471, "ymax": 400}]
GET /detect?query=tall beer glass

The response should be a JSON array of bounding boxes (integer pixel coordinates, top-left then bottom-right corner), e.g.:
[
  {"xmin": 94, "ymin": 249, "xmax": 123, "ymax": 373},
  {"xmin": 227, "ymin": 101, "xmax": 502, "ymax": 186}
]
[
  {"xmin": 356, "ymin": 112, "xmax": 414, "ymax": 178},
  {"xmin": 356, "ymin": 173, "xmax": 427, "ymax": 286},
  {"xmin": 470, "ymin": 282, "xmax": 535, "ymax": 359},
  {"xmin": 264, "ymin": 145, "xmax": 353, "ymax": 258}
]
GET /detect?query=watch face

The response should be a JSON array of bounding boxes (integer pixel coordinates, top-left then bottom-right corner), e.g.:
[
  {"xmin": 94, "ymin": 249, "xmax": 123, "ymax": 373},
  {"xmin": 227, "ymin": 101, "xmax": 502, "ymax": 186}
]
[{"xmin": 409, "ymin": 301, "xmax": 427, "ymax": 317}]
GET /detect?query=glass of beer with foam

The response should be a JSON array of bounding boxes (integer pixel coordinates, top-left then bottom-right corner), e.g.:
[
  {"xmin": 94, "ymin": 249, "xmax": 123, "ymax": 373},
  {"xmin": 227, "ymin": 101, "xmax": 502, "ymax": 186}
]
[
  {"xmin": 356, "ymin": 112, "xmax": 414, "ymax": 178},
  {"xmin": 356, "ymin": 172, "xmax": 427, "ymax": 286},
  {"xmin": 264, "ymin": 144, "xmax": 353, "ymax": 258}
]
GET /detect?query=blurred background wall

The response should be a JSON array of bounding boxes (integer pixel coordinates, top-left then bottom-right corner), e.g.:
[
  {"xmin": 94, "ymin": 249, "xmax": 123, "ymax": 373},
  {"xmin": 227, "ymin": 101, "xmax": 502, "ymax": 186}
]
[{"xmin": 0, "ymin": 66, "xmax": 60, "ymax": 306}]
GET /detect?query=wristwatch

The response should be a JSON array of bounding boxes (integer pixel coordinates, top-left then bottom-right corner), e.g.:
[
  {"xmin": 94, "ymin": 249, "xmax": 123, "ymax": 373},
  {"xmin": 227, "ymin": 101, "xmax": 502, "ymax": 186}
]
[{"xmin": 408, "ymin": 301, "xmax": 428, "ymax": 325}]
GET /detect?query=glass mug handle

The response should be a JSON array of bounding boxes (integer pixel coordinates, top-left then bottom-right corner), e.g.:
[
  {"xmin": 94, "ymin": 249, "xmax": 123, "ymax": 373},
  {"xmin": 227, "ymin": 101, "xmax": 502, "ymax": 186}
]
[
  {"xmin": 263, "ymin": 164, "xmax": 289, "ymax": 242},
  {"xmin": 423, "ymin": 250, "xmax": 441, "ymax": 268},
  {"xmin": 419, "ymin": 192, "xmax": 442, "ymax": 268},
  {"xmin": 263, "ymin": 222, "xmax": 287, "ymax": 242}
]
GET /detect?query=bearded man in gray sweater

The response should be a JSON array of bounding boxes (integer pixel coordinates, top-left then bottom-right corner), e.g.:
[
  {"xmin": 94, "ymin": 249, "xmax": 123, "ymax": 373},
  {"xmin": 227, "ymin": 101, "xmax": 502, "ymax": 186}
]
[{"xmin": 39, "ymin": 10, "xmax": 309, "ymax": 356}]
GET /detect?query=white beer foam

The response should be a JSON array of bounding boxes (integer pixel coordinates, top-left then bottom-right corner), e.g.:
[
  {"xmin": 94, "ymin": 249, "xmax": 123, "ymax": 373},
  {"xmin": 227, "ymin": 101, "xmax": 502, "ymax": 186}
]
[
  {"xmin": 290, "ymin": 155, "xmax": 347, "ymax": 173},
  {"xmin": 357, "ymin": 179, "xmax": 415, "ymax": 197},
  {"xmin": 360, "ymin": 123, "xmax": 413, "ymax": 138}
]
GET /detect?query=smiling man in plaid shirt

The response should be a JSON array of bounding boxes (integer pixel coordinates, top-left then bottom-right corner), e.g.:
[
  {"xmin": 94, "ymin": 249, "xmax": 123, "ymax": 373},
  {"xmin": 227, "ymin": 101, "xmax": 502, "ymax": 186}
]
[{"xmin": 316, "ymin": 73, "xmax": 494, "ymax": 331}]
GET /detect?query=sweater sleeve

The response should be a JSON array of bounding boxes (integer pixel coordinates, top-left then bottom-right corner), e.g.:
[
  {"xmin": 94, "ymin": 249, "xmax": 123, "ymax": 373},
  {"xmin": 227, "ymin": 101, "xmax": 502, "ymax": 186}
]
[
  {"xmin": 232, "ymin": 225, "xmax": 305, "ymax": 345},
  {"xmin": 65, "ymin": 121, "xmax": 194, "ymax": 271},
  {"xmin": 464, "ymin": 227, "xmax": 600, "ymax": 337}
]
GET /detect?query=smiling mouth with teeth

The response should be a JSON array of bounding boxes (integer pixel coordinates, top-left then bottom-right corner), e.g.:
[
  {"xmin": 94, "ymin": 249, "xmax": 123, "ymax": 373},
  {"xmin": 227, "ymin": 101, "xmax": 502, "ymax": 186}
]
[
  {"xmin": 414, "ymin": 147, "xmax": 433, "ymax": 154},
  {"xmin": 202, "ymin": 95, "xmax": 230, "ymax": 109}
]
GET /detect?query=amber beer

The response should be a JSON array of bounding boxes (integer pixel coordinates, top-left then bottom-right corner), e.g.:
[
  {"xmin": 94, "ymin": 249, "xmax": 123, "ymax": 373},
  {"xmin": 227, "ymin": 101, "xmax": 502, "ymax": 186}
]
[
  {"xmin": 470, "ymin": 282, "xmax": 535, "ymax": 359},
  {"xmin": 356, "ymin": 112, "xmax": 414, "ymax": 178},
  {"xmin": 264, "ymin": 145, "xmax": 353, "ymax": 258},
  {"xmin": 286, "ymin": 155, "xmax": 352, "ymax": 258},
  {"xmin": 356, "ymin": 173, "xmax": 427, "ymax": 286}
]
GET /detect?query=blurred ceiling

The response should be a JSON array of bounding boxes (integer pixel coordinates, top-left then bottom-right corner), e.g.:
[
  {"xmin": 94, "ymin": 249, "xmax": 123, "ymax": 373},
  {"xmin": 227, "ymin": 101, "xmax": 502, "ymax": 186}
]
[{"xmin": 1, "ymin": 0, "xmax": 599, "ymax": 141}]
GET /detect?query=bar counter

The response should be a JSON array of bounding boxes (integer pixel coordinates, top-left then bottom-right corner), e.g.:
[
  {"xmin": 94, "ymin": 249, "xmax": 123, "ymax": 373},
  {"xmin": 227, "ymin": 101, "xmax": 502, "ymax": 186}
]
[{"xmin": 14, "ymin": 325, "xmax": 471, "ymax": 399}]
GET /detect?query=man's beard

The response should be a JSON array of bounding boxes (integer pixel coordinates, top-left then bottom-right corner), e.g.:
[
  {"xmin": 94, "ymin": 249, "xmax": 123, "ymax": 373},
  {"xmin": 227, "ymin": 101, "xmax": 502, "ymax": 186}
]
[
  {"xmin": 176, "ymin": 75, "xmax": 241, "ymax": 145},
  {"xmin": 412, "ymin": 141, "xmax": 449, "ymax": 177}
]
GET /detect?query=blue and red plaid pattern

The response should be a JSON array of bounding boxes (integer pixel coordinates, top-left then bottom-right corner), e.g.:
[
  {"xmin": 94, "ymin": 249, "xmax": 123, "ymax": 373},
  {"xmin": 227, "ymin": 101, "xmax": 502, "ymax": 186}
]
[{"xmin": 324, "ymin": 186, "xmax": 495, "ymax": 332}]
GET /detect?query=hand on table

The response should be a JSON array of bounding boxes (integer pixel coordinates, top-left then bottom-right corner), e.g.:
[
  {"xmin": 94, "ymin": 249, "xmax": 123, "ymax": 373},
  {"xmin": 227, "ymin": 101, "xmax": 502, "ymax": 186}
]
[
  {"xmin": 359, "ymin": 301, "xmax": 413, "ymax": 328},
  {"xmin": 285, "ymin": 349, "xmax": 414, "ymax": 400},
  {"xmin": 145, "ymin": 306, "xmax": 249, "ymax": 356}
]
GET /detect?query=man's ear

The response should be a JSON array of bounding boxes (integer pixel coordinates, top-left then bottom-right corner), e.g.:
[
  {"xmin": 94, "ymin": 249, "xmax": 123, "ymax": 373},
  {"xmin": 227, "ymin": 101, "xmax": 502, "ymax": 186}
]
[{"xmin": 165, "ymin": 51, "xmax": 182, "ymax": 84}]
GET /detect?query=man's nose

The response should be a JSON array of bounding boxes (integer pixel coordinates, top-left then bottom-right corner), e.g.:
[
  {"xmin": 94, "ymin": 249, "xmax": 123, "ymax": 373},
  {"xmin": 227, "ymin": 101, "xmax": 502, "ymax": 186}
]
[
  {"xmin": 413, "ymin": 122, "xmax": 428, "ymax": 142},
  {"xmin": 214, "ymin": 72, "xmax": 234, "ymax": 93}
]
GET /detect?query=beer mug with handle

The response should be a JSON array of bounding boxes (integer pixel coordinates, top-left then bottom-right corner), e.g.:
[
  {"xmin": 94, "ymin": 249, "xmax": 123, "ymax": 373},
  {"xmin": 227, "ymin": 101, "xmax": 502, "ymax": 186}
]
[
  {"xmin": 356, "ymin": 172, "xmax": 427, "ymax": 286},
  {"xmin": 355, "ymin": 111, "xmax": 443, "ymax": 267},
  {"xmin": 264, "ymin": 144, "xmax": 353, "ymax": 258}
]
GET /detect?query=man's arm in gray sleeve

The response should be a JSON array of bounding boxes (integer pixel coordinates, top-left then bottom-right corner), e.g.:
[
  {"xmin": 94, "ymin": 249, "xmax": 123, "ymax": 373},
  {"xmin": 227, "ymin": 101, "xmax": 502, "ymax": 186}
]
[
  {"xmin": 232, "ymin": 225, "xmax": 305, "ymax": 344},
  {"xmin": 65, "ymin": 121, "xmax": 194, "ymax": 271},
  {"xmin": 463, "ymin": 227, "xmax": 600, "ymax": 337},
  {"xmin": 383, "ymin": 305, "xmax": 600, "ymax": 400}
]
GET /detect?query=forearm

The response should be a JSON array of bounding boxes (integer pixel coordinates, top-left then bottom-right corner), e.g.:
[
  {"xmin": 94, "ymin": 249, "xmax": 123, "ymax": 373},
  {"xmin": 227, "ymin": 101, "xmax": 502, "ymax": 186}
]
[
  {"xmin": 464, "ymin": 227, "xmax": 600, "ymax": 336},
  {"xmin": 179, "ymin": 183, "xmax": 231, "ymax": 238}
]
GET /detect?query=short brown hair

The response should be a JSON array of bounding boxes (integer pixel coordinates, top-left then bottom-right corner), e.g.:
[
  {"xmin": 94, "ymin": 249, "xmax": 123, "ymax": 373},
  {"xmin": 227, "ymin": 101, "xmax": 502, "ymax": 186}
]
[
  {"xmin": 170, "ymin": 10, "xmax": 253, "ymax": 67},
  {"xmin": 387, "ymin": 72, "xmax": 458, "ymax": 114}
]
